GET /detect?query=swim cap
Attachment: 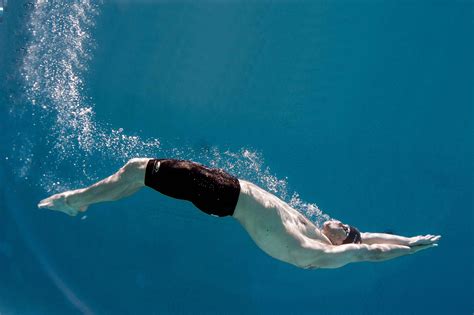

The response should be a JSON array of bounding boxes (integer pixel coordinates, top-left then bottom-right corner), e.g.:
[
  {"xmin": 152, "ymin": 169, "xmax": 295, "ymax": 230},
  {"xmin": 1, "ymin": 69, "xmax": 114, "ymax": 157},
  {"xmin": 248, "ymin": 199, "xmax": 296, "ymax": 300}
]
[{"xmin": 342, "ymin": 225, "xmax": 362, "ymax": 244}]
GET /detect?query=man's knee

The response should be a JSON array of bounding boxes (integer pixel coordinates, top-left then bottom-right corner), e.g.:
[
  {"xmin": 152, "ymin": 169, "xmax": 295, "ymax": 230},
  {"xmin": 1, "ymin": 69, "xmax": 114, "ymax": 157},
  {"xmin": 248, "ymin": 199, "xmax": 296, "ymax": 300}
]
[
  {"xmin": 125, "ymin": 158, "xmax": 149, "ymax": 169},
  {"xmin": 120, "ymin": 158, "xmax": 150, "ymax": 183}
]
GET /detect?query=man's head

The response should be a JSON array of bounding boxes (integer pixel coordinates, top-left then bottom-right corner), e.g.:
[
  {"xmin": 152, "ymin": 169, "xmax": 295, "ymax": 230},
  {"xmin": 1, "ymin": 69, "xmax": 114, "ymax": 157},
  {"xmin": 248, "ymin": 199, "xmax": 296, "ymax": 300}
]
[{"xmin": 322, "ymin": 220, "xmax": 362, "ymax": 245}]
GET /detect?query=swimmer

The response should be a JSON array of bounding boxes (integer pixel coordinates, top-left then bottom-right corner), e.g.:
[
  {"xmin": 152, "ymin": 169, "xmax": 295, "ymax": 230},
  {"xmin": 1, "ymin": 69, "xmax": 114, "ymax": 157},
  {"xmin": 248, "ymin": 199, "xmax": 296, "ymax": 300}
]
[{"xmin": 38, "ymin": 158, "xmax": 441, "ymax": 269}]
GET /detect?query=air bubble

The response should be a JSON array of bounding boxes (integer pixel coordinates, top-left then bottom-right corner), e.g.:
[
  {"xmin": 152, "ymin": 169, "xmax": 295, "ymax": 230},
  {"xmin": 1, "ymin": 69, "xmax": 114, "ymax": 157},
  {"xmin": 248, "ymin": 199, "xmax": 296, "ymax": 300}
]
[{"xmin": 18, "ymin": 0, "xmax": 330, "ymax": 226}]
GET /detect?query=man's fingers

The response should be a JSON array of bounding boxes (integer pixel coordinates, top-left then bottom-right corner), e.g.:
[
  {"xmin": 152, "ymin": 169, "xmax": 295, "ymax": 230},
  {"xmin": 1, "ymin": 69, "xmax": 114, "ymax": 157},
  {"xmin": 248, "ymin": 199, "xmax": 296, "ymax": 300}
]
[
  {"xmin": 427, "ymin": 235, "xmax": 441, "ymax": 243},
  {"xmin": 409, "ymin": 234, "xmax": 442, "ymax": 246}
]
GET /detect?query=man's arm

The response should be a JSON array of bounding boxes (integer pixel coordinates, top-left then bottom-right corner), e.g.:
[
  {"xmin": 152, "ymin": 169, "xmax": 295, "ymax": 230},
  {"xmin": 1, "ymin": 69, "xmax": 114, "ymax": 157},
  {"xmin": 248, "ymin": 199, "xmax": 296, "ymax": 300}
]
[
  {"xmin": 317, "ymin": 243, "xmax": 437, "ymax": 269},
  {"xmin": 360, "ymin": 232, "xmax": 441, "ymax": 246}
]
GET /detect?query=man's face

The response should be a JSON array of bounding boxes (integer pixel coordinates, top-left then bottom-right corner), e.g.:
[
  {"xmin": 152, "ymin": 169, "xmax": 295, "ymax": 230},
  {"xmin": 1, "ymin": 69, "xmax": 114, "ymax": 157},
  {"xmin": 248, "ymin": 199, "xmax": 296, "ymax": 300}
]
[{"xmin": 322, "ymin": 220, "xmax": 349, "ymax": 245}]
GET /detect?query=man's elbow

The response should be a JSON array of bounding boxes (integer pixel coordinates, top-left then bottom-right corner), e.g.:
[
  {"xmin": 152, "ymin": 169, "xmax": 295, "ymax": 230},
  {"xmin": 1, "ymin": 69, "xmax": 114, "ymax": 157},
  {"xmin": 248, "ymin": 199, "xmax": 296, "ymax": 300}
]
[
  {"xmin": 292, "ymin": 260, "xmax": 346, "ymax": 269},
  {"xmin": 318, "ymin": 262, "xmax": 347, "ymax": 269},
  {"xmin": 314, "ymin": 254, "xmax": 351, "ymax": 269},
  {"xmin": 363, "ymin": 246, "xmax": 385, "ymax": 261}
]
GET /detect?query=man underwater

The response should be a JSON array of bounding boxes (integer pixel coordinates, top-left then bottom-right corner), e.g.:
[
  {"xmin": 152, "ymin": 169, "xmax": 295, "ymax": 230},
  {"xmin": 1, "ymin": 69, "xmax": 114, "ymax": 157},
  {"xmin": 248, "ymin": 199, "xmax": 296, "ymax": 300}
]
[{"xmin": 38, "ymin": 158, "xmax": 440, "ymax": 269}]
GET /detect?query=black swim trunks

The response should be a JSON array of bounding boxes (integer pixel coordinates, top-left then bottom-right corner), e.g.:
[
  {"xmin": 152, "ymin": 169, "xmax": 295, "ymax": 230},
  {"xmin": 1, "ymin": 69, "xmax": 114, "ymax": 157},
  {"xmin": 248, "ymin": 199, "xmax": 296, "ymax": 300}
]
[{"xmin": 144, "ymin": 159, "xmax": 241, "ymax": 217}]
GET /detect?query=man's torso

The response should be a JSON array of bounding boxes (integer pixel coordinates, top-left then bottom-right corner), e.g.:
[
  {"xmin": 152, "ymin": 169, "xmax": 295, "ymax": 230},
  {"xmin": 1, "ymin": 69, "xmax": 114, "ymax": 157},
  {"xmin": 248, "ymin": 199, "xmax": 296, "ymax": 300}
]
[{"xmin": 232, "ymin": 180, "xmax": 331, "ymax": 268}]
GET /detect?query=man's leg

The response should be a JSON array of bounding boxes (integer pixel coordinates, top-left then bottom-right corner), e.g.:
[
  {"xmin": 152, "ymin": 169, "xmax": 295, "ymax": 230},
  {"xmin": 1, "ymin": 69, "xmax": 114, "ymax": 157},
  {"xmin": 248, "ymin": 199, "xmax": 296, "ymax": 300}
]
[{"xmin": 38, "ymin": 158, "xmax": 150, "ymax": 216}]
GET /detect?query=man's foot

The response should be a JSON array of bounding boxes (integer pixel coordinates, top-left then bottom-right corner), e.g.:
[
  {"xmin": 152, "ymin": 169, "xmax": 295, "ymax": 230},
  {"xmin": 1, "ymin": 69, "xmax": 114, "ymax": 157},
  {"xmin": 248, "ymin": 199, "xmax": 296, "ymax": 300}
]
[{"xmin": 38, "ymin": 191, "xmax": 88, "ymax": 216}]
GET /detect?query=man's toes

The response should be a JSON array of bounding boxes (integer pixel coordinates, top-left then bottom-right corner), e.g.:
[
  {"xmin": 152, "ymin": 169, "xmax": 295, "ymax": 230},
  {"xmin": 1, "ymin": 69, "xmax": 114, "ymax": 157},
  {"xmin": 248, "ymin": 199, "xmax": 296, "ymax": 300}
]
[{"xmin": 38, "ymin": 199, "xmax": 52, "ymax": 209}]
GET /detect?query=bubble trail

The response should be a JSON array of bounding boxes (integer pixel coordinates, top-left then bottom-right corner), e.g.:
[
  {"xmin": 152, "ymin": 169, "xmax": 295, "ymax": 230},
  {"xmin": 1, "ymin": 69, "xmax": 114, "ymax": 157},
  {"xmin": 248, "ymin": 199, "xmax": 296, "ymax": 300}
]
[{"xmin": 19, "ymin": 1, "xmax": 331, "ymax": 227}]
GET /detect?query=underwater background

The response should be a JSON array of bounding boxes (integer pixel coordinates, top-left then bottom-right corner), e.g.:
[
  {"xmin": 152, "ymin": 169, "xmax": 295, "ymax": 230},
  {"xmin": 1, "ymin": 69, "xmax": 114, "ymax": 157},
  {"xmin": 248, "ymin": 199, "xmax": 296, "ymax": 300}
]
[{"xmin": 0, "ymin": 0, "xmax": 472, "ymax": 314}]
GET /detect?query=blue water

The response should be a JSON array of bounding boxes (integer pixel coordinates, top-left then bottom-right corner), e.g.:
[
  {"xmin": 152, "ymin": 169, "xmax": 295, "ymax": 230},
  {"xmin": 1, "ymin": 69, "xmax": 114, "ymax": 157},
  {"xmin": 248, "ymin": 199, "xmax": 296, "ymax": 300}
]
[{"xmin": 1, "ymin": 1, "xmax": 473, "ymax": 314}]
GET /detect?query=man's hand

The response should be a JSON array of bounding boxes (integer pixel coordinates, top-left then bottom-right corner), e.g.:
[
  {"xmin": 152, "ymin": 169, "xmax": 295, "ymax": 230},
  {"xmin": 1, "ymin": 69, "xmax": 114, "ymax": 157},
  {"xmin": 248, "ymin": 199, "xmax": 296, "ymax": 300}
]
[
  {"xmin": 409, "ymin": 243, "xmax": 438, "ymax": 254},
  {"xmin": 408, "ymin": 234, "xmax": 441, "ymax": 255},
  {"xmin": 408, "ymin": 235, "xmax": 441, "ymax": 247}
]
